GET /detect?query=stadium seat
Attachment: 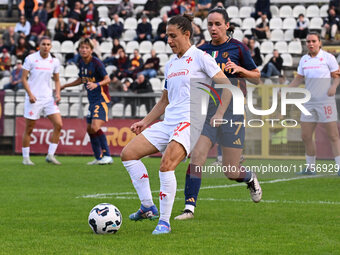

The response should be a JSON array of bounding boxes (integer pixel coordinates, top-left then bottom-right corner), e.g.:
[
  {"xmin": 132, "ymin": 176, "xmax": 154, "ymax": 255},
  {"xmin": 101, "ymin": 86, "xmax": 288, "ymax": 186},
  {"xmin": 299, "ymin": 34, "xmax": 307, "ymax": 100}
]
[
  {"xmin": 16, "ymin": 95, "xmax": 25, "ymax": 102},
  {"xmin": 54, "ymin": 53, "xmax": 63, "ymax": 64},
  {"xmin": 112, "ymin": 103, "xmax": 124, "ymax": 117},
  {"xmin": 100, "ymin": 41, "xmax": 113, "ymax": 54},
  {"xmin": 61, "ymin": 40, "xmax": 74, "ymax": 53},
  {"xmin": 320, "ymin": 5, "xmax": 328, "ymax": 18},
  {"xmin": 309, "ymin": 17, "xmax": 323, "ymax": 30},
  {"xmin": 59, "ymin": 77, "xmax": 66, "ymax": 85},
  {"xmin": 149, "ymin": 78, "xmax": 162, "ymax": 91},
  {"xmin": 282, "ymin": 18, "xmax": 297, "ymax": 30},
  {"xmin": 284, "ymin": 29, "xmax": 294, "ymax": 41},
  {"xmin": 15, "ymin": 102, "xmax": 24, "ymax": 116},
  {"xmin": 288, "ymin": 41, "xmax": 302, "ymax": 54},
  {"xmin": 134, "ymin": 5, "xmax": 144, "ymax": 16},
  {"xmin": 106, "ymin": 65, "xmax": 117, "ymax": 75},
  {"xmin": 139, "ymin": 41, "xmax": 153, "ymax": 54},
  {"xmin": 227, "ymin": 6, "xmax": 239, "ymax": 18},
  {"xmin": 1, "ymin": 77, "xmax": 10, "ymax": 88},
  {"xmin": 202, "ymin": 18, "xmax": 207, "ymax": 30},
  {"xmin": 239, "ymin": 6, "xmax": 253, "ymax": 18},
  {"xmin": 230, "ymin": 18, "xmax": 242, "ymax": 27},
  {"xmin": 165, "ymin": 44, "xmax": 173, "ymax": 54},
  {"xmin": 153, "ymin": 41, "xmax": 166, "ymax": 54},
  {"xmin": 269, "ymin": 18, "xmax": 283, "ymax": 30},
  {"xmin": 58, "ymin": 103, "xmax": 69, "ymax": 117},
  {"xmin": 124, "ymin": 104, "xmax": 132, "ymax": 117},
  {"xmin": 151, "ymin": 17, "xmax": 162, "ymax": 31},
  {"xmin": 122, "ymin": 30, "xmax": 137, "ymax": 41},
  {"xmin": 306, "ymin": 5, "xmax": 320, "ymax": 18},
  {"xmin": 270, "ymin": 5, "xmax": 280, "ymax": 18},
  {"xmin": 270, "ymin": 29, "xmax": 284, "ymax": 41},
  {"xmin": 274, "ymin": 41, "xmax": 288, "ymax": 53},
  {"xmin": 101, "ymin": 17, "xmax": 111, "ymax": 25},
  {"xmin": 59, "ymin": 65, "xmax": 65, "ymax": 77},
  {"xmin": 98, "ymin": 6, "xmax": 109, "ymax": 17},
  {"xmin": 242, "ymin": 18, "xmax": 256, "ymax": 30},
  {"xmin": 203, "ymin": 30, "xmax": 211, "ymax": 41},
  {"xmin": 64, "ymin": 65, "xmax": 79, "ymax": 78},
  {"xmin": 279, "ymin": 5, "xmax": 293, "ymax": 18},
  {"xmin": 157, "ymin": 54, "xmax": 169, "ymax": 66},
  {"xmin": 47, "ymin": 18, "xmax": 58, "ymax": 31},
  {"xmin": 4, "ymin": 102, "xmax": 14, "ymax": 116},
  {"xmin": 124, "ymin": 17, "xmax": 138, "ymax": 30},
  {"xmin": 193, "ymin": 17, "xmax": 202, "ymax": 27},
  {"xmin": 233, "ymin": 29, "xmax": 244, "ymax": 41},
  {"xmin": 51, "ymin": 41, "xmax": 61, "ymax": 53},
  {"xmin": 125, "ymin": 41, "xmax": 139, "ymax": 54},
  {"xmin": 260, "ymin": 41, "xmax": 274, "ymax": 54},
  {"xmin": 281, "ymin": 53, "xmax": 293, "ymax": 67},
  {"xmin": 69, "ymin": 103, "xmax": 80, "ymax": 117},
  {"xmin": 263, "ymin": 53, "xmax": 273, "ymax": 64},
  {"xmin": 142, "ymin": 53, "xmax": 151, "ymax": 63},
  {"xmin": 293, "ymin": 5, "xmax": 306, "ymax": 18},
  {"xmin": 160, "ymin": 6, "xmax": 171, "ymax": 16},
  {"xmin": 83, "ymin": 103, "xmax": 89, "ymax": 117}
]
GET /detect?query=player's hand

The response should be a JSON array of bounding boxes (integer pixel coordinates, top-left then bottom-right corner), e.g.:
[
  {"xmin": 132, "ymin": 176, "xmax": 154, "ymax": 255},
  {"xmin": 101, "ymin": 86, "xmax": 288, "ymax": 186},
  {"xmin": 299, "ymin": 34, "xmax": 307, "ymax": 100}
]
[
  {"xmin": 86, "ymin": 82, "xmax": 98, "ymax": 91},
  {"xmin": 327, "ymin": 86, "xmax": 337, "ymax": 96},
  {"xmin": 55, "ymin": 92, "xmax": 61, "ymax": 103},
  {"xmin": 29, "ymin": 93, "xmax": 36, "ymax": 103},
  {"xmin": 225, "ymin": 58, "xmax": 242, "ymax": 74},
  {"xmin": 210, "ymin": 113, "xmax": 224, "ymax": 127},
  {"xmin": 130, "ymin": 120, "xmax": 147, "ymax": 135},
  {"xmin": 60, "ymin": 85, "xmax": 66, "ymax": 91}
]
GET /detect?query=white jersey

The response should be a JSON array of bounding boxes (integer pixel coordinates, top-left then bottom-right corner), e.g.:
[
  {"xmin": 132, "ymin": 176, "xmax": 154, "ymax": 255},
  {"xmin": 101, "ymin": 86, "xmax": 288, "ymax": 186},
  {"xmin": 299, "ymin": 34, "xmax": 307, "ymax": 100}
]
[
  {"xmin": 23, "ymin": 51, "xmax": 60, "ymax": 100},
  {"xmin": 297, "ymin": 49, "xmax": 339, "ymax": 104},
  {"xmin": 163, "ymin": 45, "xmax": 221, "ymax": 125}
]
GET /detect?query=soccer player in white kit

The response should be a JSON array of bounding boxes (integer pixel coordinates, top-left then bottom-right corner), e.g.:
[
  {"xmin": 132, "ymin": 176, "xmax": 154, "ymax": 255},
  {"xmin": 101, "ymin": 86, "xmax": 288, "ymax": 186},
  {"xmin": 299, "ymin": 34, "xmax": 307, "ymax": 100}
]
[
  {"xmin": 288, "ymin": 32, "xmax": 340, "ymax": 175},
  {"xmin": 21, "ymin": 36, "xmax": 63, "ymax": 165},
  {"xmin": 120, "ymin": 14, "xmax": 233, "ymax": 234}
]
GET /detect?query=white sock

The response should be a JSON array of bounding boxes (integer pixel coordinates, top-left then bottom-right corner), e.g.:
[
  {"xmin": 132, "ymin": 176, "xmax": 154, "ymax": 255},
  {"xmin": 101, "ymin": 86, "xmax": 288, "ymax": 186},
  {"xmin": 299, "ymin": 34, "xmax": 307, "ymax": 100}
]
[
  {"xmin": 184, "ymin": 204, "xmax": 195, "ymax": 213},
  {"xmin": 217, "ymin": 155, "xmax": 222, "ymax": 162},
  {"xmin": 22, "ymin": 147, "xmax": 30, "ymax": 158},
  {"xmin": 48, "ymin": 143, "xmax": 58, "ymax": 156},
  {"xmin": 159, "ymin": 170, "xmax": 177, "ymax": 224},
  {"xmin": 306, "ymin": 155, "xmax": 316, "ymax": 169},
  {"xmin": 334, "ymin": 156, "xmax": 340, "ymax": 170},
  {"xmin": 122, "ymin": 160, "xmax": 154, "ymax": 208}
]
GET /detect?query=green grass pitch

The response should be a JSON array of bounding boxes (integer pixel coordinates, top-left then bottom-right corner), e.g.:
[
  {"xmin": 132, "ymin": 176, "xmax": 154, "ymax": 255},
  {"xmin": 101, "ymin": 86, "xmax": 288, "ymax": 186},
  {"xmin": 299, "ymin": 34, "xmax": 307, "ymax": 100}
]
[{"xmin": 1, "ymin": 156, "xmax": 340, "ymax": 254}]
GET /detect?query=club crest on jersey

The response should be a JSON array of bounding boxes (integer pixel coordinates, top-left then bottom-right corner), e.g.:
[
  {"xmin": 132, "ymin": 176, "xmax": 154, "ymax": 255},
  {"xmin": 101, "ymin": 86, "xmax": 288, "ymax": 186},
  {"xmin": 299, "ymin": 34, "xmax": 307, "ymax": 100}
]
[
  {"xmin": 222, "ymin": 52, "xmax": 229, "ymax": 58},
  {"xmin": 211, "ymin": 51, "xmax": 218, "ymax": 58}
]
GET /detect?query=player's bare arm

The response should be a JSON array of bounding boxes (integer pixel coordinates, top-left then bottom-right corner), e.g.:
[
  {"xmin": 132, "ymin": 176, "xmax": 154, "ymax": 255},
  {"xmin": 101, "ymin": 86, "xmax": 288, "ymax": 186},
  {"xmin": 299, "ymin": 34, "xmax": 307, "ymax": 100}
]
[
  {"xmin": 22, "ymin": 69, "xmax": 36, "ymax": 103},
  {"xmin": 328, "ymin": 70, "xmax": 340, "ymax": 96},
  {"xmin": 53, "ymin": 73, "xmax": 61, "ymax": 103},
  {"xmin": 288, "ymin": 74, "xmax": 304, "ymax": 88},
  {"xmin": 225, "ymin": 57, "xmax": 261, "ymax": 84},
  {"xmin": 86, "ymin": 75, "xmax": 110, "ymax": 91},
  {"xmin": 60, "ymin": 77, "xmax": 82, "ymax": 90}
]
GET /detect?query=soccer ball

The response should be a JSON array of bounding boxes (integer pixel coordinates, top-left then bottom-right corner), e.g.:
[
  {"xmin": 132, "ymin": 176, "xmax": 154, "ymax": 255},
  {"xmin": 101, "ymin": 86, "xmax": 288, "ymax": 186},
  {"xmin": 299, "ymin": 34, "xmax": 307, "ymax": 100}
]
[{"xmin": 88, "ymin": 203, "xmax": 122, "ymax": 234}]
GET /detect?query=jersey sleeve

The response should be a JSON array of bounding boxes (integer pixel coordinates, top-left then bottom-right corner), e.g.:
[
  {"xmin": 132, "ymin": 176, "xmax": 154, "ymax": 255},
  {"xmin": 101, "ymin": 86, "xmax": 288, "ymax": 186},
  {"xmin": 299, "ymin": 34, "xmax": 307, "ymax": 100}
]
[
  {"xmin": 22, "ymin": 55, "xmax": 31, "ymax": 71},
  {"xmin": 240, "ymin": 44, "xmax": 257, "ymax": 70},
  {"xmin": 53, "ymin": 58, "xmax": 60, "ymax": 74},
  {"xmin": 326, "ymin": 53, "xmax": 339, "ymax": 73},
  {"xmin": 198, "ymin": 51, "xmax": 221, "ymax": 78},
  {"xmin": 297, "ymin": 57, "xmax": 304, "ymax": 76}
]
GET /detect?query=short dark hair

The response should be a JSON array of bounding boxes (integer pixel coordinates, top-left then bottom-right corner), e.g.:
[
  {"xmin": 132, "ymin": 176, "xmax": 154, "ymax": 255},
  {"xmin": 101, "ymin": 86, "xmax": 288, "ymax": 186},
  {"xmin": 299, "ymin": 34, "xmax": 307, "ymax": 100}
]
[
  {"xmin": 167, "ymin": 14, "xmax": 194, "ymax": 38},
  {"xmin": 307, "ymin": 31, "xmax": 321, "ymax": 41},
  {"xmin": 208, "ymin": 6, "xmax": 229, "ymax": 23}
]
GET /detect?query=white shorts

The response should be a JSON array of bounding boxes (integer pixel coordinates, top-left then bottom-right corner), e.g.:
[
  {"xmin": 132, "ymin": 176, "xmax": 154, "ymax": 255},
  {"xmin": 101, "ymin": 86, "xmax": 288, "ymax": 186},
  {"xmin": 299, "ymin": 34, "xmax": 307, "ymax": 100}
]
[
  {"xmin": 24, "ymin": 97, "xmax": 60, "ymax": 120},
  {"xmin": 142, "ymin": 121, "xmax": 201, "ymax": 156},
  {"xmin": 300, "ymin": 101, "xmax": 338, "ymax": 123}
]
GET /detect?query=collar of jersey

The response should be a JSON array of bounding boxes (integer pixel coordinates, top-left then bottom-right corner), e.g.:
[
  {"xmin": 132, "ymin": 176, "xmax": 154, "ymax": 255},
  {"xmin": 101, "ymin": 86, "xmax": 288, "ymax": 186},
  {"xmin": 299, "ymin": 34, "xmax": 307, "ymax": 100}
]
[
  {"xmin": 307, "ymin": 49, "xmax": 323, "ymax": 59},
  {"xmin": 174, "ymin": 45, "xmax": 196, "ymax": 60},
  {"xmin": 37, "ymin": 51, "xmax": 52, "ymax": 61}
]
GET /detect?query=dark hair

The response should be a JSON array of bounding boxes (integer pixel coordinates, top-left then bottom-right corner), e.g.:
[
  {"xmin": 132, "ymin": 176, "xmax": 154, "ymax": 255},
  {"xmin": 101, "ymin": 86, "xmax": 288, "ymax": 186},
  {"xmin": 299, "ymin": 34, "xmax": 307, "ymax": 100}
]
[
  {"xmin": 167, "ymin": 14, "xmax": 194, "ymax": 38},
  {"xmin": 207, "ymin": 7, "xmax": 234, "ymax": 36},
  {"xmin": 39, "ymin": 36, "xmax": 51, "ymax": 45},
  {"xmin": 307, "ymin": 31, "xmax": 321, "ymax": 41}
]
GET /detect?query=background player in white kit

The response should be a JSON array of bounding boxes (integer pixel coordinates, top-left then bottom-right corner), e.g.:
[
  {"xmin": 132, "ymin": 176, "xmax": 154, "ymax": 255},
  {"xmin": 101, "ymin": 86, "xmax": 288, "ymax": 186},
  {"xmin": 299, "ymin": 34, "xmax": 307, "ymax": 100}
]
[
  {"xmin": 21, "ymin": 36, "xmax": 63, "ymax": 165},
  {"xmin": 120, "ymin": 14, "xmax": 233, "ymax": 234},
  {"xmin": 288, "ymin": 32, "xmax": 340, "ymax": 175}
]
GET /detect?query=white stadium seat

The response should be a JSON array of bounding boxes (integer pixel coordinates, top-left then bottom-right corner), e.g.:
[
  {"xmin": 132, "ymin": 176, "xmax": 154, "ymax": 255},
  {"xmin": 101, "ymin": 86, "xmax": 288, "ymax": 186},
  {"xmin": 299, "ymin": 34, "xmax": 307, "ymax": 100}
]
[
  {"xmin": 306, "ymin": 5, "xmax": 320, "ymax": 18},
  {"xmin": 100, "ymin": 41, "xmax": 113, "ymax": 54},
  {"xmin": 293, "ymin": 5, "xmax": 306, "ymax": 18},
  {"xmin": 124, "ymin": 17, "xmax": 137, "ymax": 30},
  {"xmin": 51, "ymin": 40, "xmax": 61, "ymax": 53},
  {"xmin": 122, "ymin": 30, "xmax": 137, "ymax": 41},
  {"xmin": 233, "ymin": 29, "xmax": 244, "ymax": 41},
  {"xmin": 193, "ymin": 17, "xmax": 202, "ymax": 27},
  {"xmin": 112, "ymin": 103, "xmax": 124, "ymax": 117},
  {"xmin": 15, "ymin": 102, "xmax": 24, "ymax": 116},
  {"xmin": 284, "ymin": 29, "xmax": 294, "ymax": 41},
  {"xmin": 149, "ymin": 78, "xmax": 162, "ymax": 91},
  {"xmin": 160, "ymin": 6, "xmax": 171, "ymax": 16},
  {"xmin": 153, "ymin": 41, "xmax": 166, "ymax": 54},
  {"xmin": 202, "ymin": 18, "xmax": 207, "ymax": 30},
  {"xmin": 227, "ymin": 6, "xmax": 239, "ymax": 18},
  {"xmin": 106, "ymin": 65, "xmax": 117, "ymax": 75},
  {"xmin": 230, "ymin": 18, "xmax": 242, "ymax": 27},
  {"xmin": 58, "ymin": 103, "xmax": 69, "ymax": 116},
  {"xmin": 242, "ymin": 18, "xmax": 256, "ymax": 30},
  {"xmin": 4, "ymin": 102, "xmax": 14, "ymax": 116},
  {"xmin": 270, "ymin": 29, "xmax": 284, "ymax": 41},
  {"xmin": 139, "ymin": 41, "xmax": 153, "ymax": 54},
  {"xmin": 260, "ymin": 41, "xmax": 274, "ymax": 54},
  {"xmin": 64, "ymin": 65, "xmax": 79, "ymax": 78},
  {"xmin": 69, "ymin": 104, "xmax": 81, "ymax": 117},
  {"xmin": 157, "ymin": 54, "xmax": 169, "ymax": 66},
  {"xmin": 320, "ymin": 5, "xmax": 329, "ymax": 18},
  {"xmin": 264, "ymin": 53, "xmax": 273, "ymax": 64},
  {"xmin": 269, "ymin": 18, "xmax": 283, "ymax": 30},
  {"xmin": 274, "ymin": 41, "xmax": 288, "ymax": 53},
  {"xmin": 59, "ymin": 65, "xmax": 65, "ymax": 77},
  {"xmin": 279, "ymin": 6, "xmax": 293, "ymax": 18},
  {"xmin": 125, "ymin": 41, "xmax": 139, "ymax": 54},
  {"xmin": 151, "ymin": 17, "xmax": 162, "ymax": 31},
  {"xmin": 47, "ymin": 18, "xmax": 58, "ymax": 31},
  {"xmin": 309, "ymin": 17, "xmax": 323, "ymax": 30},
  {"xmin": 142, "ymin": 53, "xmax": 151, "ymax": 63},
  {"xmin": 282, "ymin": 18, "xmax": 297, "ymax": 30},
  {"xmin": 203, "ymin": 30, "xmax": 211, "ymax": 41},
  {"xmin": 281, "ymin": 53, "xmax": 293, "ymax": 67},
  {"xmin": 98, "ymin": 6, "xmax": 109, "ymax": 17},
  {"xmin": 239, "ymin": 6, "xmax": 252, "ymax": 18},
  {"xmin": 61, "ymin": 40, "xmax": 74, "ymax": 53},
  {"xmin": 270, "ymin": 5, "xmax": 280, "ymax": 18},
  {"xmin": 288, "ymin": 41, "xmax": 302, "ymax": 54}
]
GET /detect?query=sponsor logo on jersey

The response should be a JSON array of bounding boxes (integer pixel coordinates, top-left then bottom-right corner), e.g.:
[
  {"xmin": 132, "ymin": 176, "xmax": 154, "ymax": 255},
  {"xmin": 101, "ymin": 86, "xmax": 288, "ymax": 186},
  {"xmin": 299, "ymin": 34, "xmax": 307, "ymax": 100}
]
[
  {"xmin": 167, "ymin": 69, "xmax": 189, "ymax": 79},
  {"xmin": 222, "ymin": 52, "xmax": 229, "ymax": 58}
]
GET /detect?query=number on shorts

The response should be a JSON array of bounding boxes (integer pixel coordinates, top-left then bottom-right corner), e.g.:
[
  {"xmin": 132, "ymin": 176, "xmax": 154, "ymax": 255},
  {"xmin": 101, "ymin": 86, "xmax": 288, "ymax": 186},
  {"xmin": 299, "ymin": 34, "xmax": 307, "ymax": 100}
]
[
  {"xmin": 94, "ymin": 105, "xmax": 100, "ymax": 113},
  {"xmin": 324, "ymin": 105, "xmax": 332, "ymax": 116},
  {"xmin": 234, "ymin": 122, "xmax": 242, "ymax": 136}
]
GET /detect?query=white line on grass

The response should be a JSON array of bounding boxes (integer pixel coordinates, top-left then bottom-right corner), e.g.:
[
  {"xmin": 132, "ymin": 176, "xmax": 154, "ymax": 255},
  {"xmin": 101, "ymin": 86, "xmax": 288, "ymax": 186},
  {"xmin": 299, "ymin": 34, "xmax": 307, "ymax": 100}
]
[{"xmin": 79, "ymin": 174, "xmax": 330, "ymax": 199}]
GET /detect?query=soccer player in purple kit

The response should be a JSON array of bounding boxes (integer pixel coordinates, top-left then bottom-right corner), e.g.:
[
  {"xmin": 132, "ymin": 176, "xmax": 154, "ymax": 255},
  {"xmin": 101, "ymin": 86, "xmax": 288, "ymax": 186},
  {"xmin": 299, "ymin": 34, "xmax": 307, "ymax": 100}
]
[
  {"xmin": 61, "ymin": 38, "xmax": 113, "ymax": 165},
  {"xmin": 175, "ymin": 7, "xmax": 263, "ymax": 220}
]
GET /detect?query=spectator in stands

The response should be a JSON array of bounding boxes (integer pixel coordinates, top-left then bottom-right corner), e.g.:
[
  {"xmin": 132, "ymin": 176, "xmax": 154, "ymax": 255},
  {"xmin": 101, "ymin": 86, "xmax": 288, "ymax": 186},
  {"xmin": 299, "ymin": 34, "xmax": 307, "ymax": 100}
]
[
  {"xmin": 251, "ymin": 0, "xmax": 271, "ymax": 20},
  {"xmin": 154, "ymin": 14, "xmax": 168, "ymax": 43},
  {"xmin": 114, "ymin": 49, "xmax": 131, "ymax": 79},
  {"xmin": 192, "ymin": 23, "xmax": 205, "ymax": 47},
  {"xmin": 69, "ymin": 1, "xmax": 84, "ymax": 22},
  {"xmin": 330, "ymin": 0, "xmax": 340, "ymax": 15},
  {"xmin": 321, "ymin": 8, "xmax": 340, "ymax": 40},
  {"xmin": 136, "ymin": 15, "xmax": 153, "ymax": 42},
  {"xmin": 53, "ymin": 0, "xmax": 69, "ymax": 18},
  {"xmin": 139, "ymin": 49, "xmax": 159, "ymax": 79},
  {"xmin": 0, "ymin": 49, "xmax": 11, "ymax": 78},
  {"xmin": 195, "ymin": 0, "xmax": 211, "ymax": 19},
  {"xmin": 18, "ymin": 0, "xmax": 39, "ymax": 22},
  {"xmin": 109, "ymin": 74, "xmax": 124, "ymax": 105},
  {"xmin": 54, "ymin": 14, "xmax": 69, "ymax": 43},
  {"xmin": 294, "ymin": 14, "xmax": 309, "ymax": 39},
  {"xmin": 140, "ymin": 0, "xmax": 160, "ymax": 19},
  {"xmin": 180, "ymin": 0, "xmax": 195, "ymax": 15},
  {"xmin": 14, "ymin": 36, "xmax": 30, "ymax": 61},
  {"xmin": 0, "ymin": 38, "xmax": 7, "ymax": 54},
  {"xmin": 33, "ymin": 2, "xmax": 48, "ymax": 25},
  {"xmin": 167, "ymin": 0, "xmax": 181, "ymax": 17},
  {"xmin": 248, "ymin": 38, "xmax": 262, "ymax": 67},
  {"xmin": 124, "ymin": 73, "xmax": 155, "ymax": 116},
  {"xmin": 96, "ymin": 18, "xmax": 109, "ymax": 42},
  {"xmin": 67, "ymin": 16, "xmax": 83, "ymax": 42},
  {"xmin": 15, "ymin": 15, "xmax": 31, "ymax": 37},
  {"xmin": 84, "ymin": 1, "xmax": 99, "ymax": 25},
  {"xmin": 251, "ymin": 13, "xmax": 270, "ymax": 40},
  {"xmin": 128, "ymin": 49, "xmax": 144, "ymax": 78},
  {"xmin": 117, "ymin": 0, "xmax": 134, "ymax": 19},
  {"xmin": 261, "ymin": 49, "xmax": 283, "ymax": 78},
  {"xmin": 2, "ymin": 60, "xmax": 24, "ymax": 91},
  {"xmin": 29, "ymin": 15, "xmax": 47, "ymax": 43},
  {"xmin": 45, "ymin": 0, "xmax": 56, "ymax": 20},
  {"xmin": 3, "ymin": 27, "xmax": 19, "ymax": 54},
  {"xmin": 103, "ymin": 39, "xmax": 124, "ymax": 66},
  {"xmin": 83, "ymin": 19, "xmax": 96, "ymax": 39},
  {"xmin": 108, "ymin": 14, "xmax": 124, "ymax": 39}
]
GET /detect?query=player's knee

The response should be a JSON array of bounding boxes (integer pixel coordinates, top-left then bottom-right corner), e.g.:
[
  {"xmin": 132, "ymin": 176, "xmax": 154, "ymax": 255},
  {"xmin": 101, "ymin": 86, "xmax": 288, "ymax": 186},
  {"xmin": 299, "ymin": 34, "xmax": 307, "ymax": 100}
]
[
  {"xmin": 327, "ymin": 132, "xmax": 339, "ymax": 142},
  {"xmin": 301, "ymin": 133, "xmax": 312, "ymax": 143},
  {"xmin": 191, "ymin": 148, "xmax": 206, "ymax": 165},
  {"xmin": 160, "ymin": 157, "xmax": 175, "ymax": 171},
  {"xmin": 120, "ymin": 147, "xmax": 136, "ymax": 161},
  {"xmin": 54, "ymin": 121, "xmax": 62, "ymax": 132},
  {"xmin": 223, "ymin": 165, "xmax": 240, "ymax": 180}
]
